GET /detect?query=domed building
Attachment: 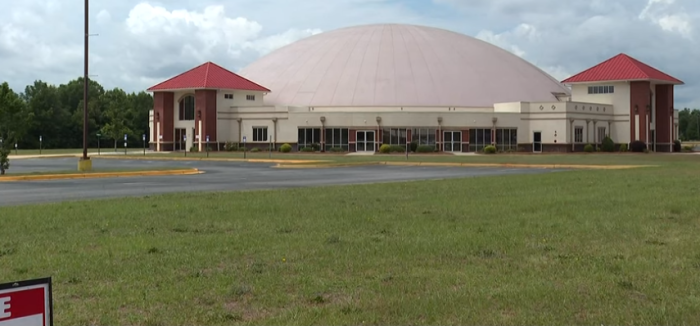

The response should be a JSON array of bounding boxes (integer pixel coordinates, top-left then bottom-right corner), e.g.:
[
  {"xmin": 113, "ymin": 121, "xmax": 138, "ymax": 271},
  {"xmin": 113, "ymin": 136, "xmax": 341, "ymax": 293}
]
[{"xmin": 147, "ymin": 23, "xmax": 683, "ymax": 153}]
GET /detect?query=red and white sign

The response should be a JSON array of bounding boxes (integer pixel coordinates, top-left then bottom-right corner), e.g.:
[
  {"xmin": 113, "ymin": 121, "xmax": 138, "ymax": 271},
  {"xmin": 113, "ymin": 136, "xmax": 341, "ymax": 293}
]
[{"xmin": 0, "ymin": 278, "xmax": 52, "ymax": 326}]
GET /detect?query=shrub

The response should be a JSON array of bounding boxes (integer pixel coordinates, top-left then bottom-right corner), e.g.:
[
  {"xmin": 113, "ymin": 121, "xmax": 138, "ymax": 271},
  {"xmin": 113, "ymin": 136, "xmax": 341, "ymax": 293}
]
[
  {"xmin": 415, "ymin": 145, "xmax": 435, "ymax": 153},
  {"xmin": 601, "ymin": 136, "xmax": 615, "ymax": 152},
  {"xmin": 279, "ymin": 143, "xmax": 292, "ymax": 153},
  {"xmin": 389, "ymin": 145, "xmax": 405, "ymax": 153},
  {"xmin": 410, "ymin": 142, "xmax": 418, "ymax": 152},
  {"xmin": 673, "ymin": 140, "xmax": 682, "ymax": 152},
  {"xmin": 483, "ymin": 145, "xmax": 497, "ymax": 154},
  {"xmin": 629, "ymin": 141, "xmax": 646, "ymax": 153},
  {"xmin": 682, "ymin": 145, "xmax": 694, "ymax": 152},
  {"xmin": 0, "ymin": 147, "xmax": 9, "ymax": 175},
  {"xmin": 250, "ymin": 147, "xmax": 261, "ymax": 152},
  {"xmin": 619, "ymin": 143, "xmax": 628, "ymax": 152},
  {"xmin": 583, "ymin": 144, "xmax": 594, "ymax": 152},
  {"xmin": 330, "ymin": 147, "xmax": 345, "ymax": 152},
  {"xmin": 224, "ymin": 142, "xmax": 238, "ymax": 151},
  {"xmin": 189, "ymin": 145, "xmax": 198, "ymax": 152},
  {"xmin": 379, "ymin": 144, "xmax": 391, "ymax": 153},
  {"xmin": 300, "ymin": 147, "xmax": 314, "ymax": 152}
]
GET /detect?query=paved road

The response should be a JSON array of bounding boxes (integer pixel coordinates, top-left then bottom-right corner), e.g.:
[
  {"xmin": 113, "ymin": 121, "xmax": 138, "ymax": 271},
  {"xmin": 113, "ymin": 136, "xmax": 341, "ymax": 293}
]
[{"xmin": 0, "ymin": 158, "xmax": 564, "ymax": 206}]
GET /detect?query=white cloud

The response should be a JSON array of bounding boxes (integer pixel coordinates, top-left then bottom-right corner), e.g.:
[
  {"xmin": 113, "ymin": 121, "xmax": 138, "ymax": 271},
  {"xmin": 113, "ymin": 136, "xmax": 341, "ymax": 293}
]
[{"xmin": 0, "ymin": 0, "xmax": 698, "ymax": 109}]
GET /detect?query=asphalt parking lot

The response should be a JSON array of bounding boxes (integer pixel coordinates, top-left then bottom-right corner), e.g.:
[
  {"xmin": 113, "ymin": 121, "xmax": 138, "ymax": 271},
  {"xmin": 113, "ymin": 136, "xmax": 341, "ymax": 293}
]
[{"xmin": 0, "ymin": 158, "xmax": 565, "ymax": 206}]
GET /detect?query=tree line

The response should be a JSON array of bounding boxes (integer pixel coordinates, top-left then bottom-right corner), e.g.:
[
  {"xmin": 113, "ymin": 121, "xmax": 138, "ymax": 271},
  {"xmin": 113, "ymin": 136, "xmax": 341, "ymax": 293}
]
[
  {"xmin": 0, "ymin": 78, "xmax": 153, "ymax": 152},
  {"xmin": 1, "ymin": 77, "xmax": 700, "ymax": 153}
]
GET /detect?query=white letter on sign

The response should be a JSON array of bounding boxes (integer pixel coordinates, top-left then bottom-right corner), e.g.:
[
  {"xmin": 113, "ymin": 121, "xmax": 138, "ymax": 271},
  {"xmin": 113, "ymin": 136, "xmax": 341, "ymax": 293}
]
[{"xmin": 0, "ymin": 296, "xmax": 10, "ymax": 318}]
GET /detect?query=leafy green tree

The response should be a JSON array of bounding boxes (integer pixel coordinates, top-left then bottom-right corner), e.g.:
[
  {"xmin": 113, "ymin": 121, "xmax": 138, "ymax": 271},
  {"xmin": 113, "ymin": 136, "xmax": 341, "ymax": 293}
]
[
  {"xmin": 100, "ymin": 88, "xmax": 133, "ymax": 150},
  {"xmin": 0, "ymin": 82, "xmax": 30, "ymax": 174}
]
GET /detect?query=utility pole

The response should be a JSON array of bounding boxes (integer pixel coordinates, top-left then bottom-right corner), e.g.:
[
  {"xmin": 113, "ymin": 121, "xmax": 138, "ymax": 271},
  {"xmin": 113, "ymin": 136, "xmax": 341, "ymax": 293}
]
[{"xmin": 82, "ymin": 0, "xmax": 89, "ymax": 161}]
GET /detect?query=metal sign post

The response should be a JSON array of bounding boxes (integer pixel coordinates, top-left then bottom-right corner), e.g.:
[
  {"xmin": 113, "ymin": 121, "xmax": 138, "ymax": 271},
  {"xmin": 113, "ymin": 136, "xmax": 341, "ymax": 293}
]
[
  {"xmin": 242, "ymin": 136, "xmax": 247, "ymax": 159},
  {"xmin": 39, "ymin": 135, "xmax": 43, "ymax": 155},
  {"xmin": 269, "ymin": 133, "xmax": 273, "ymax": 158},
  {"xmin": 96, "ymin": 133, "xmax": 101, "ymax": 155},
  {"xmin": 183, "ymin": 134, "xmax": 187, "ymax": 157},
  {"xmin": 123, "ymin": 134, "xmax": 128, "ymax": 155},
  {"xmin": 142, "ymin": 134, "xmax": 146, "ymax": 156},
  {"xmin": 406, "ymin": 142, "xmax": 409, "ymax": 160},
  {"xmin": 14, "ymin": 143, "xmax": 17, "ymax": 155},
  {"xmin": 206, "ymin": 135, "xmax": 210, "ymax": 158}
]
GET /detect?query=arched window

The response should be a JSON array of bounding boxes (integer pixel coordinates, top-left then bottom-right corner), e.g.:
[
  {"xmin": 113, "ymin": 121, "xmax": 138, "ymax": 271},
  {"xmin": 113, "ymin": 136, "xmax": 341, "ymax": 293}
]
[{"xmin": 179, "ymin": 95, "xmax": 195, "ymax": 121}]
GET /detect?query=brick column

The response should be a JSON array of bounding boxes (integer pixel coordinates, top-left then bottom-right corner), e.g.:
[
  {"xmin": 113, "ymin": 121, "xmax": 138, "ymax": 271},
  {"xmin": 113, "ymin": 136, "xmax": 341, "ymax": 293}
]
[
  {"xmin": 153, "ymin": 92, "xmax": 174, "ymax": 151},
  {"xmin": 195, "ymin": 90, "xmax": 218, "ymax": 146}
]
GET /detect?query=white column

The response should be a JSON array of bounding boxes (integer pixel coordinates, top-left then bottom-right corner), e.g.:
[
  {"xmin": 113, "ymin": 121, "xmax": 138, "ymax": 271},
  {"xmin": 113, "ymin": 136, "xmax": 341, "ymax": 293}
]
[
  {"xmin": 634, "ymin": 115, "xmax": 640, "ymax": 141},
  {"xmin": 198, "ymin": 119, "xmax": 203, "ymax": 152},
  {"xmin": 646, "ymin": 114, "xmax": 649, "ymax": 146},
  {"xmin": 156, "ymin": 122, "xmax": 161, "ymax": 152}
]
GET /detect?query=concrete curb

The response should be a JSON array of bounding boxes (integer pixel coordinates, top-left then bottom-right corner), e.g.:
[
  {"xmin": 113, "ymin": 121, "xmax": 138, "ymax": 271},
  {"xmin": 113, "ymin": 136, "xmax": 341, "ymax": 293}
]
[
  {"xmin": 380, "ymin": 162, "xmax": 654, "ymax": 169},
  {"xmin": 0, "ymin": 168, "xmax": 201, "ymax": 182},
  {"xmin": 275, "ymin": 161, "xmax": 655, "ymax": 170},
  {"xmin": 274, "ymin": 162, "xmax": 383, "ymax": 169},
  {"xmin": 92, "ymin": 155, "xmax": 328, "ymax": 164}
]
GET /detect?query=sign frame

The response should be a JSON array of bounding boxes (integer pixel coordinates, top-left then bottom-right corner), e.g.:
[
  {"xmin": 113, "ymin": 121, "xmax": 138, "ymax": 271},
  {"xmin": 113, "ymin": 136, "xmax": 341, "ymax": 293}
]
[{"xmin": 0, "ymin": 277, "xmax": 53, "ymax": 326}]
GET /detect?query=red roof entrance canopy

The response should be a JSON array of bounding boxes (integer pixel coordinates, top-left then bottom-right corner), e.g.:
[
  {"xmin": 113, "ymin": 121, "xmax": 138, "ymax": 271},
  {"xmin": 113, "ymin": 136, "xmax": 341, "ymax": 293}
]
[
  {"xmin": 562, "ymin": 53, "xmax": 683, "ymax": 85},
  {"xmin": 147, "ymin": 61, "xmax": 271, "ymax": 92}
]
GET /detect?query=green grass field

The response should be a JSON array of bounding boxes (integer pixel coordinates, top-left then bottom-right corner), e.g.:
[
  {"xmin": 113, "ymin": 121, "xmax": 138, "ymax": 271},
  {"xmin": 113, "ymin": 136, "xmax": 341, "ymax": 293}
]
[{"xmin": 1, "ymin": 154, "xmax": 700, "ymax": 325}]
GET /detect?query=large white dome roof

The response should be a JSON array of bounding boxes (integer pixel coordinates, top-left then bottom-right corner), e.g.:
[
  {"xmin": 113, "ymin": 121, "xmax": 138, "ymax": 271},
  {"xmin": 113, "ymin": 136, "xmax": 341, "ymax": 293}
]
[{"xmin": 238, "ymin": 23, "xmax": 570, "ymax": 107}]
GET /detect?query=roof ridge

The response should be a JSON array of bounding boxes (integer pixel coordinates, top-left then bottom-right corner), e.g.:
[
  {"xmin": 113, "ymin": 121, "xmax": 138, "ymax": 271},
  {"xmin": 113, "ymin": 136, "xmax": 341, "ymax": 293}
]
[{"xmin": 203, "ymin": 62, "xmax": 212, "ymax": 87}]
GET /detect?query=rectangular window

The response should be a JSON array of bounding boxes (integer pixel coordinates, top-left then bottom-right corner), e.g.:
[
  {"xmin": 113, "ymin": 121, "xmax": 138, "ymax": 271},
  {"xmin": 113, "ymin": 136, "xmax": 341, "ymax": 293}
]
[
  {"xmin": 574, "ymin": 127, "xmax": 583, "ymax": 143},
  {"xmin": 381, "ymin": 128, "xmax": 407, "ymax": 145},
  {"xmin": 298, "ymin": 128, "xmax": 321, "ymax": 150},
  {"xmin": 224, "ymin": 94, "xmax": 233, "ymax": 99},
  {"xmin": 468, "ymin": 128, "xmax": 492, "ymax": 152},
  {"xmin": 410, "ymin": 128, "xmax": 437, "ymax": 146},
  {"xmin": 253, "ymin": 127, "xmax": 268, "ymax": 142},
  {"xmin": 597, "ymin": 127, "xmax": 607, "ymax": 144},
  {"xmin": 495, "ymin": 128, "xmax": 518, "ymax": 152},
  {"xmin": 246, "ymin": 95, "xmax": 256, "ymax": 101},
  {"xmin": 587, "ymin": 85, "xmax": 615, "ymax": 94},
  {"xmin": 324, "ymin": 128, "xmax": 349, "ymax": 151}
]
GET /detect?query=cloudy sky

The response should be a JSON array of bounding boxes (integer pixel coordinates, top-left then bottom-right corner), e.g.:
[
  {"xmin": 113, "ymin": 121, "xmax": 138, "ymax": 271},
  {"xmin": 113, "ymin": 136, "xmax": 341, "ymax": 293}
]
[{"xmin": 1, "ymin": 0, "xmax": 698, "ymax": 108}]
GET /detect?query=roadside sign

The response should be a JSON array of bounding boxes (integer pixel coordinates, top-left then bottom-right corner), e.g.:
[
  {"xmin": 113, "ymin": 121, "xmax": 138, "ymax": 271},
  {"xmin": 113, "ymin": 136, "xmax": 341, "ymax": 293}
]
[
  {"xmin": 183, "ymin": 135, "xmax": 187, "ymax": 141},
  {"xmin": 206, "ymin": 135, "xmax": 209, "ymax": 142},
  {"xmin": 124, "ymin": 134, "xmax": 127, "ymax": 141},
  {"xmin": 242, "ymin": 136, "xmax": 247, "ymax": 143},
  {"xmin": 39, "ymin": 136, "xmax": 42, "ymax": 142},
  {"xmin": 0, "ymin": 277, "xmax": 53, "ymax": 326},
  {"xmin": 142, "ymin": 134, "xmax": 146, "ymax": 141}
]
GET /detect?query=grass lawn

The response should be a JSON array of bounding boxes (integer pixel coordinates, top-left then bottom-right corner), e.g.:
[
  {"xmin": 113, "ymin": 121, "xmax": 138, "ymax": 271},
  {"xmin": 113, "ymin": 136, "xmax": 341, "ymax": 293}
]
[
  {"xmin": 1, "ymin": 155, "xmax": 700, "ymax": 325},
  {"xmin": 108, "ymin": 150, "xmax": 700, "ymax": 166}
]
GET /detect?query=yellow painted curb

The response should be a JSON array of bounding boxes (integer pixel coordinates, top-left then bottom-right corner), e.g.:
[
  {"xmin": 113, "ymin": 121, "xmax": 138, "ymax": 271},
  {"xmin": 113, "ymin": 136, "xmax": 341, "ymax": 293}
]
[
  {"xmin": 0, "ymin": 168, "xmax": 200, "ymax": 182},
  {"xmin": 93, "ymin": 155, "xmax": 328, "ymax": 164}
]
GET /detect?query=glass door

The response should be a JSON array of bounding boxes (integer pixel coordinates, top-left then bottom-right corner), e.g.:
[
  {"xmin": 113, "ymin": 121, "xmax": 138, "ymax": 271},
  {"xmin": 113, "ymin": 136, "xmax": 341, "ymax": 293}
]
[
  {"xmin": 443, "ymin": 131, "xmax": 462, "ymax": 152},
  {"xmin": 533, "ymin": 131, "xmax": 542, "ymax": 153},
  {"xmin": 356, "ymin": 131, "xmax": 376, "ymax": 152}
]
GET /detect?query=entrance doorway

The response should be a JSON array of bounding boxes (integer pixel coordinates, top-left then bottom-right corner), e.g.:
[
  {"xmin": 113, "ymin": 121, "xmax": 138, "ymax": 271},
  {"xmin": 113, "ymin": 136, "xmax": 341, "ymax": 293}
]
[
  {"xmin": 443, "ymin": 131, "xmax": 462, "ymax": 152},
  {"xmin": 175, "ymin": 128, "xmax": 187, "ymax": 151},
  {"xmin": 533, "ymin": 131, "xmax": 542, "ymax": 153},
  {"xmin": 356, "ymin": 130, "xmax": 376, "ymax": 152}
]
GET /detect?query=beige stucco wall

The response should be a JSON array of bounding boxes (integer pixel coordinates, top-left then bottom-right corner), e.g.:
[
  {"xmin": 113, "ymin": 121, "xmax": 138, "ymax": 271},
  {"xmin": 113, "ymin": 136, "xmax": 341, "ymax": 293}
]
[{"xmin": 153, "ymin": 85, "xmax": 639, "ymax": 149}]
